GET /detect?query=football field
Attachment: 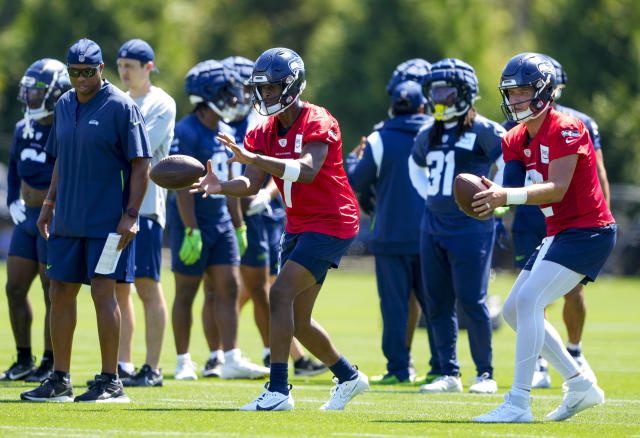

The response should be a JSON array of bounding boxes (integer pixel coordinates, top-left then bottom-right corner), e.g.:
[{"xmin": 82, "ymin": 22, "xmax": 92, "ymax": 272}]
[{"xmin": 1, "ymin": 262, "xmax": 639, "ymax": 437}]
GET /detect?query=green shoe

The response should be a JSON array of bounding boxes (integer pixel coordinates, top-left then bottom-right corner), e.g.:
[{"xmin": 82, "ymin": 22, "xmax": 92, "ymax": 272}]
[
  {"xmin": 414, "ymin": 373, "xmax": 441, "ymax": 386},
  {"xmin": 370, "ymin": 373, "xmax": 413, "ymax": 385}
]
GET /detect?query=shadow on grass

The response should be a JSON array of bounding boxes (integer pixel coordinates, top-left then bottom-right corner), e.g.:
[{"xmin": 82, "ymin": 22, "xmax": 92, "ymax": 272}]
[{"xmin": 127, "ymin": 408, "xmax": 237, "ymax": 412}]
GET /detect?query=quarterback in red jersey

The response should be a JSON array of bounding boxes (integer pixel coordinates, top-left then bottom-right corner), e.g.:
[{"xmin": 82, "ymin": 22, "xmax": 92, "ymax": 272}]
[
  {"xmin": 471, "ymin": 53, "xmax": 615, "ymax": 423},
  {"xmin": 191, "ymin": 48, "xmax": 368, "ymax": 411}
]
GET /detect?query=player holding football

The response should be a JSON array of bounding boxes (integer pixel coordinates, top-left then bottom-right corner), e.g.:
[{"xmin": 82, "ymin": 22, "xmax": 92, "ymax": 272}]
[
  {"xmin": 409, "ymin": 59, "xmax": 505, "ymax": 395},
  {"xmin": 473, "ymin": 53, "xmax": 615, "ymax": 423},
  {"xmin": 191, "ymin": 47, "xmax": 369, "ymax": 411},
  {"xmin": 1, "ymin": 59, "xmax": 70, "ymax": 383},
  {"xmin": 503, "ymin": 54, "xmax": 610, "ymax": 389},
  {"xmin": 168, "ymin": 59, "xmax": 269, "ymax": 381},
  {"xmin": 113, "ymin": 39, "xmax": 175, "ymax": 387}
]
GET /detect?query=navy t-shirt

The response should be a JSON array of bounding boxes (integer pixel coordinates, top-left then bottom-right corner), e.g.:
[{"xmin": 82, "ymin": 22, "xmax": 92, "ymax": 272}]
[
  {"xmin": 168, "ymin": 113, "xmax": 232, "ymax": 230},
  {"xmin": 7, "ymin": 119, "xmax": 55, "ymax": 205},
  {"xmin": 412, "ymin": 114, "xmax": 505, "ymax": 235},
  {"xmin": 45, "ymin": 80, "xmax": 151, "ymax": 238}
]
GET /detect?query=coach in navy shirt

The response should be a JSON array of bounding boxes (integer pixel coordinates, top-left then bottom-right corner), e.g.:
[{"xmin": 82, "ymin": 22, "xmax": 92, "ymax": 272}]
[{"xmin": 21, "ymin": 39, "xmax": 151, "ymax": 404}]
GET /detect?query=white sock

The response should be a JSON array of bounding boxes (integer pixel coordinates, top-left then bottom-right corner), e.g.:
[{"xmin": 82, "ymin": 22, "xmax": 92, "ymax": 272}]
[
  {"xmin": 224, "ymin": 348, "xmax": 241, "ymax": 362},
  {"xmin": 262, "ymin": 347, "xmax": 271, "ymax": 359},
  {"xmin": 209, "ymin": 350, "xmax": 223, "ymax": 360},
  {"xmin": 537, "ymin": 357, "xmax": 548, "ymax": 368},
  {"xmin": 118, "ymin": 361, "xmax": 135, "ymax": 374},
  {"xmin": 567, "ymin": 341, "xmax": 582, "ymax": 352},
  {"xmin": 177, "ymin": 353, "xmax": 191, "ymax": 362}
]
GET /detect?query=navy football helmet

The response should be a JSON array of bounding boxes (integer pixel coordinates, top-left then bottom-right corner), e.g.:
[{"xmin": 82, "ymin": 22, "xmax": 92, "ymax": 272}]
[
  {"xmin": 542, "ymin": 55, "xmax": 567, "ymax": 99},
  {"xmin": 185, "ymin": 59, "xmax": 244, "ymax": 122},
  {"xmin": 423, "ymin": 58, "xmax": 478, "ymax": 121},
  {"xmin": 385, "ymin": 58, "xmax": 431, "ymax": 95},
  {"xmin": 18, "ymin": 58, "xmax": 71, "ymax": 120},
  {"xmin": 249, "ymin": 48, "xmax": 306, "ymax": 116},
  {"xmin": 499, "ymin": 53, "xmax": 556, "ymax": 123},
  {"xmin": 222, "ymin": 55, "xmax": 255, "ymax": 119}
]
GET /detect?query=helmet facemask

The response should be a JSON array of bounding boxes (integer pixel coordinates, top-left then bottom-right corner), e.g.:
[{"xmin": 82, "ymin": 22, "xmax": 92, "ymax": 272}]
[
  {"xmin": 500, "ymin": 75, "xmax": 553, "ymax": 123},
  {"xmin": 428, "ymin": 80, "xmax": 473, "ymax": 122},
  {"xmin": 251, "ymin": 69, "xmax": 306, "ymax": 117}
]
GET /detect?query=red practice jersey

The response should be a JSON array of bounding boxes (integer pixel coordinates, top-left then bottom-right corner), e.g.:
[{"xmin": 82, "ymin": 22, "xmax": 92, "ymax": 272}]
[
  {"xmin": 244, "ymin": 102, "xmax": 359, "ymax": 239},
  {"xmin": 502, "ymin": 107, "xmax": 614, "ymax": 236}
]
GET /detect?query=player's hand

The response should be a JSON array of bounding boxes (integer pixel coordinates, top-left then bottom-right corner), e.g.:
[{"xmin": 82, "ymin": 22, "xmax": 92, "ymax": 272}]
[
  {"xmin": 245, "ymin": 189, "xmax": 273, "ymax": 216},
  {"xmin": 471, "ymin": 176, "xmax": 507, "ymax": 217},
  {"xmin": 179, "ymin": 227, "xmax": 202, "ymax": 265},
  {"xmin": 235, "ymin": 225, "xmax": 247, "ymax": 257},
  {"xmin": 36, "ymin": 203, "xmax": 54, "ymax": 240},
  {"xmin": 116, "ymin": 214, "xmax": 139, "ymax": 250},
  {"xmin": 9, "ymin": 199, "xmax": 26, "ymax": 225},
  {"xmin": 217, "ymin": 132, "xmax": 256, "ymax": 166},
  {"xmin": 352, "ymin": 136, "xmax": 367, "ymax": 159},
  {"xmin": 190, "ymin": 159, "xmax": 222, "ymax": 198}
]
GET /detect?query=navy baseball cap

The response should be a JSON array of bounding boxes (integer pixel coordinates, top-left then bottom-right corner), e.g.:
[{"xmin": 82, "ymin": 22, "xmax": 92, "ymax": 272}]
[
  {"xmin": 118, "ymin": 39, "xmax": 159, "ymax": 73},
  {"xmin": 67, "ymin": 38, "xmax": 103, "ymax": 65},
  {"xmin": 391, "ymin": 80, "xmax": 426, "ymax": 113}
]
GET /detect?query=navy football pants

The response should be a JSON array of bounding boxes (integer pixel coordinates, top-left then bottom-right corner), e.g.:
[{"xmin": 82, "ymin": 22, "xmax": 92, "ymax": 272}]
[
  {"xmin": 420, "ymin": 229, "xmax": 495, "ymax": 378},
  {"xmin": 375, "ymin": 253, "xmax": 439, "ymax": 380}
]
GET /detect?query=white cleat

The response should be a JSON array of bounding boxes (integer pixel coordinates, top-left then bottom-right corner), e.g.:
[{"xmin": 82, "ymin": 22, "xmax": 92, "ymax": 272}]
[
  {"xmin": 420, "ymin": 375, "xmax": 463, "ymax": 393},
  {"xmin": 174, "ymin": 355, "xmax": 198, "ymax": 380},
  {"xmin": 546, "ymin": 382, "xmax": 605, "ymax": 421},
  {"xmin": 532, "ymin": 358, "xmax": 551, "ymax": 389},
  {"xmin": 574, "ymin": 354, "xmax": 597, "ymax": 384},
  {"xmin": 319, "ymin": 370, "xmax": 369, "ymax": 410},
  {"xmin": 221, "ymin": 357, "xmax": 270, "ymax": 380},
  {"xmin": 239, "ymin": 384, "xmax": 294, "ymax": 411},
  {"xmin": 469, "ymin": 372, "xmax": 498, "ymax": 394},
  {"xmin": 473, "ymin": 392, "xmax": 533, "ymax": 423}
]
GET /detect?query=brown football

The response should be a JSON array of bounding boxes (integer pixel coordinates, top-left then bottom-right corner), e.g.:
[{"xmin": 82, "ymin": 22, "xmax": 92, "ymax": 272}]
[
  {"xmin": 453, "ymin": 173, "xmax": 491, "ymax": 220},
  {"xmin": 150, "ymin": 155, "xmax": 205, "ymax": 190}
]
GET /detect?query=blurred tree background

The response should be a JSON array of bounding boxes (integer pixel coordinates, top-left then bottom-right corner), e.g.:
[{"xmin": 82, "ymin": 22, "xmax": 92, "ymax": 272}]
[{"xmin": 0, "ymin": 0, "xmax": 639, "ymax": 184}]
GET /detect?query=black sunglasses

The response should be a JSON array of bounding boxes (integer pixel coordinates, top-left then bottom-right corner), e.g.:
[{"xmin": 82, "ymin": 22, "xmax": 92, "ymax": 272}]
[{"xmin": 67, "ymin": 67, "xmax": 99, "ymax": 78}]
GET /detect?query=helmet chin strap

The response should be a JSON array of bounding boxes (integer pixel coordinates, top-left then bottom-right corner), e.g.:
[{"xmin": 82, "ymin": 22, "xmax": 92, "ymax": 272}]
[{"xmin": 516, "ymin": 101, "xmax": 550, "ymax": 123}]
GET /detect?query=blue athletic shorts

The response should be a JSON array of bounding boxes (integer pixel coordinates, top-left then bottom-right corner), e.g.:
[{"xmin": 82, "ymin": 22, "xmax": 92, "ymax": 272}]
[
  {"xmin": 524, "ymin": 224, "xmax": 617, "ymax": 283},
  {"xmin": 266, "ymin": 217, "xmax": 285, "ymax": 276},
  {"xmin": 241, "ymin": 213, "xmax": 269, "ymax": 268},
  {"xmin": 279, "ymin": 231, "xmax": 354, "ymax": 285},
  {"xmin": 9, "ymin": 206, "xmax": 47, "ymax": 263},
  {"xmin": 169, "ymin": 220, "xmax": 240, "ymax": 276},
  {"xmin": 512, "ymin": 229, "xmax": 546, "ymax": 269},
  {"xmin": 134, "ymin": 216, "xmax": 163, "ymax": 281},
  {"xmin": 46, "ymin": 234, "xmax": 135, "ymax": 284}
]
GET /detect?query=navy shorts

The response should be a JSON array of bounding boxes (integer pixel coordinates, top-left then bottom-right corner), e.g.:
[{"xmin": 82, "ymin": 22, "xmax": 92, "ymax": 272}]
[
  {"xmin": 524, "ymin": 224, "xmax": 617, "ymax": 283},
  {"xmin": 512, "ymin": 229, "xmax": 546, "ymax": 269},
  {"xmin": 266, "ymin": 217, "xmax": 285, "ymax": 276},
  {"xmin": 279, "ymin": 231, "xmax": 354, "ymax": 285},
  {"xmin": 241, "ymin": 213, "xmax": 270, "ymax": 268},
  {"xmin": 46, "ymin": 234, "xmax": 135, "ymax": 285},
  {"xmin": 134, "ymin": 216, "xmax": 163, "ymax": 281},
  {"xmin": 169, "ymin": 220, "xmax": 240, "ymax": 276},
  {"xmin": 9, "ymin": 206, "xmax": 47, "ymax": 263}
]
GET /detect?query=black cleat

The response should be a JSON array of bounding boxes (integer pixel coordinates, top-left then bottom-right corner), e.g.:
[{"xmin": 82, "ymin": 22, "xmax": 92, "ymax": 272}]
[
  {"xmin": 25, "ymin": 360, "xmax": 54, "ymax": 383},
  {"xmin": 86, "ymin": 364, "xmax": 135, "ymax": 387},
  {"xmin": 1, "ymin": 361, "xmax": 36, "ymax": 381},
  {"xmin": 20, "ymin": 373, "xmax": 74, "ymax": 402},
  {"xmin": 75, "ymin": 374, "xmax": 130, "ymax": 403},
  {"xmin": 293, "ymin": 357, "xmax": 328, "ymax": 377},
  {"xmin": 201, "ymin": 358, "xmax": 223, "ymax": 378},
  {"xmin": 122, "ymin": 364, "xmax": 163, "ymax": 387}
]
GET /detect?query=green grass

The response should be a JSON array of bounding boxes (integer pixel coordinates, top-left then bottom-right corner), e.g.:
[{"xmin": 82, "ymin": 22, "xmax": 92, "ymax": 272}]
[{"xmin": 1, "ymin": 263, "xmax": 639, "ymax": 437}]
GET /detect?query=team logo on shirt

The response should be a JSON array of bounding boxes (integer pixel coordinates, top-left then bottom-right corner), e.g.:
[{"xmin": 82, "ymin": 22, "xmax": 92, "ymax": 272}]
[
  {"xmin": 88, "ymin": 120, "xmax": 100, "ymax": 126},
  {"xmin": 326, "ymin": 129, "xmax": 338, "ymax": 143},
  {"xmin": 278, "ymin": 139, "xmax": 287, "ymax": 147},
  {"xmin": 524, "ymin": 148, "xmax": 531, "ymax": 157},
  {"xmin": 561, "ymin": 129, "xmax": 580, "ymax": 144}
]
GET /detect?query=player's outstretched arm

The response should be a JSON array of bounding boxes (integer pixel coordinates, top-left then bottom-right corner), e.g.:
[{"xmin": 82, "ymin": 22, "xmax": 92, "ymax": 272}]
[{"xmin": 190, "ymin": 157, "xmax": 267, "ymax": 198}]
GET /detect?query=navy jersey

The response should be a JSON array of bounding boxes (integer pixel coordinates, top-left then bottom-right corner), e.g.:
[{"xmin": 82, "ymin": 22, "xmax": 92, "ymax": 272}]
[
  {"xmin": 412, "ymin": 114, "xmax": 504, "ymax": 234},
  {"xmin": 168, "ymin": 113, "xmax": 232, "ymax": 229},
  {"xmin": 7, "ymin": 119, "xmax": 55, "ymax": 205},
  {"xmin": 346, "ymin": 113, "xmax": 431, "ymax": 254},
  {"xmin": 225, "ymin": 111, "xmax": 286, "ymax": 222},
  {"xmin": 45, "ymin": 80, "xmax": 151, "ymax": 238}
]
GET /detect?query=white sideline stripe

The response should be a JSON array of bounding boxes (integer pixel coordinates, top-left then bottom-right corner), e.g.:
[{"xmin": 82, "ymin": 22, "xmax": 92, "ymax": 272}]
[{"xmin": 0, "ymin": 426, "xmax": 232, "ymax": 437}]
